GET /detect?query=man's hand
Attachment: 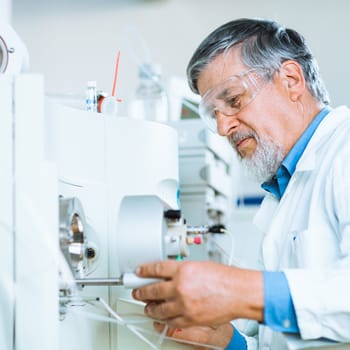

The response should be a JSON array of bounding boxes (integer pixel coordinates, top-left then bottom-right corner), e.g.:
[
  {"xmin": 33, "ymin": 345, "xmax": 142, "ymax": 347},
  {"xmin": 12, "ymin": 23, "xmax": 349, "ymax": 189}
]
[
  {"xmin": 132, "ymin": 260, "xmax": 264, "ymax": 328},
  {"xmin": 153, "ymin": 322, "xmax": 233, "ymax": 350}
]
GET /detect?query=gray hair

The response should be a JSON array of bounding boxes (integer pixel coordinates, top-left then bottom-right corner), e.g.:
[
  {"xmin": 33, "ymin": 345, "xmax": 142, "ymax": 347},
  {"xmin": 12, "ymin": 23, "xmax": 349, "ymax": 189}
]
[{"xmin": 187, "ymin": 18, "xmax": 330, "ymax": 105}]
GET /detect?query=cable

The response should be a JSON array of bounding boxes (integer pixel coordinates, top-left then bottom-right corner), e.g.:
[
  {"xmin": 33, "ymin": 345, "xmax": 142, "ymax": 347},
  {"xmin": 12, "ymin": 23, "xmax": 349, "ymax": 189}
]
[
  {"xmin": 157, "ymin": 323, "xmax": 168, "ymax": 345},
  {"xmin": 71, "ymin": 307, "xmax": 122, "ymax": 325},
  {"xmin": 130, "ymin": 325, "xmax": 223, "ymax": 350},
  {"xmin": 68, "ymin": 296, "xmax": 223, "ymax": 350},
  {"xmin": 97, "ymin": 297, "xmax": 160, "ymax": 350},
  {"xmin": 207, "ymin": 230, "xmax": 243, "ymax": 267},
  {"xmin": 67, "ymin": 297, "xmax": 150, "ymax": 325}
]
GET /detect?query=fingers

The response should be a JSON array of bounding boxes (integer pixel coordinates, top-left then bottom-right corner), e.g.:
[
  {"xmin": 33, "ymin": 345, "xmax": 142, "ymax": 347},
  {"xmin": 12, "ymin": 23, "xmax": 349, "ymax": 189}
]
[
  {"xmin": 154, "ymin": 315, "xmax": 190, "ymax": 329},
  {"xmin": 153, "ymin": 322, "xmax": 179, "ymax": 337},
  {"xmin": 132, "ymin": 279, "xmax": 175, "ymax": 301},
  {"xmin": 144, "ymin": 299, "xmax": 182, "ymax": 321},
  {"xmin": 153, "ymin": 321, "xmax": 167, "ymax": 334},
  {"xmin": 136, "ymin": 260, "xmax": 180, "ymax": 279},
  {"xmin": 153, "ymin": 321, "xmax": 233, "ymax": 350},
  {"xmin": 146, "ymin": 302, "xmax": 196, "ymax": 329}
]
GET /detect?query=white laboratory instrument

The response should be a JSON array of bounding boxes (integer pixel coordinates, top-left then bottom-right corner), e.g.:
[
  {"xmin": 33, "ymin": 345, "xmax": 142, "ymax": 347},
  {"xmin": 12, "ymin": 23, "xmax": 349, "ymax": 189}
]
[
  {"xmin": 46, "ymin": 98, "xmax": 215, "ymax": 349},
  {"xmin": 0, "ymin": 24, "xmax": 29, "ymax": 75},
  {"xmin": 0, "ymin": 55, "xmax": 220, "ymax": 350},
  {"xmin": 169, "ymin": 118, "xmax": 235, "ymax": 263},
  {"xmin": 0, "ymin": 24, "xmax": 226, "ymax": 348},
  {"xmin": 0, "ymin": 74, "xmax": 59, "ymax": 350},
  {"xmin": 45, "ymin": 99, "xmax": 177, "ymax": 349}
]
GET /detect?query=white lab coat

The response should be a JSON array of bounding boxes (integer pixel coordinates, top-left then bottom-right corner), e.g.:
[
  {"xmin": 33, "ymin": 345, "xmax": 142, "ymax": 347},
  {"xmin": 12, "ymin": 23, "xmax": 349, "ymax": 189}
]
[{"xmin": 243, "ymin": 106, "xmax": 350, "ymax": 350}]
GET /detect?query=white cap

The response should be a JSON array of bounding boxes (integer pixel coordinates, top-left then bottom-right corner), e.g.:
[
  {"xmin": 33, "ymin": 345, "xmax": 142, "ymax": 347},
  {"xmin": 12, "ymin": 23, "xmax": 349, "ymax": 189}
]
[
  {"xmin": 100, "ymin": 96, "xmax": 119, "ymax": 115},
  {"xmin": 87, "ymin": 80, "xmax": 96, "ymax": 88}
]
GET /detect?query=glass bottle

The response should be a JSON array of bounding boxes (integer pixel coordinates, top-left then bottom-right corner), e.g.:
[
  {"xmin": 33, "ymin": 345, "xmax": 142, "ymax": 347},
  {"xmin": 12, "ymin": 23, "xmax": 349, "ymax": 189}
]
[
  {"xmin": 85, "ymin": 80, "xmax": 97, "ymax": 112},
  {"xmin": 128, "ymin": 63, "xmax": 168, "ymax": 122}
]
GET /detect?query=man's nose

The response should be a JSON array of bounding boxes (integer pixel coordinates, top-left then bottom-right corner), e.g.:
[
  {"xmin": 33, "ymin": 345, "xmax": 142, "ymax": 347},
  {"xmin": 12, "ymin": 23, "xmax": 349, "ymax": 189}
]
[{"xmin": 216, "ymin": 111, "xmax": 240, "ymax": 136}]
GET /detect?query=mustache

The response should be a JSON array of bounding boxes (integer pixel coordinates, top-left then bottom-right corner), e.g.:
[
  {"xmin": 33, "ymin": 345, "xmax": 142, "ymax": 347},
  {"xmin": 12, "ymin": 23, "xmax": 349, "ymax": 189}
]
[{"xmin": 227, "ymin": 131, "xmax": 256, "ymax": 148}]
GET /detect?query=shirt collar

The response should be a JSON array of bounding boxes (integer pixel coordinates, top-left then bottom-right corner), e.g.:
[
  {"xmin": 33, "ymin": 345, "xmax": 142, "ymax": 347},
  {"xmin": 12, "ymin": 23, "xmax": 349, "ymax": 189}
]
[{"xmin": 262, "ymin": 106, "xmax": 331, "ymax": 199}]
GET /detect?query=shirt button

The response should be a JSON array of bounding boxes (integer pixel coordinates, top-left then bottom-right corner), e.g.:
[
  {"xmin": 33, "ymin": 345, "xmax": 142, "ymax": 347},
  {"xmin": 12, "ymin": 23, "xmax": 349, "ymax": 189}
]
[{"xmin": 283, "ymin": 319, "xmax": 291, "ymax": 328}]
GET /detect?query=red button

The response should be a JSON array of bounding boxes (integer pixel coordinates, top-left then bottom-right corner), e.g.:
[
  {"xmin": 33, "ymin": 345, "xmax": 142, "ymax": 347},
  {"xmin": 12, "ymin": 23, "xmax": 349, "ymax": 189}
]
[{"xmin": 194, "ymin": 236, "xmax": 202, "ymax": 245}]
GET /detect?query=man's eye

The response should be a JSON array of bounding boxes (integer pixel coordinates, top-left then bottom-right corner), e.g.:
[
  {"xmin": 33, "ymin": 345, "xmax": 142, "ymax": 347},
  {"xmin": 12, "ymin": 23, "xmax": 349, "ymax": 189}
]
[
  {"xmin": 226, "ymin": 95, "xmax": 241, "ymax": 109},
  {"xmin": 212, "ymin": 109, "xmax": 219, "ymax": 119}
]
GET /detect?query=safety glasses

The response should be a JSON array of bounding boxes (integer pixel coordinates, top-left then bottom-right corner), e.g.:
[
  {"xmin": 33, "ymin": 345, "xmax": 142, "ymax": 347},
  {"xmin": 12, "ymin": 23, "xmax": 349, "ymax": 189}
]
[{"xmin": 198, "ymin": 69, "xmax": 266, "ymax": 133}]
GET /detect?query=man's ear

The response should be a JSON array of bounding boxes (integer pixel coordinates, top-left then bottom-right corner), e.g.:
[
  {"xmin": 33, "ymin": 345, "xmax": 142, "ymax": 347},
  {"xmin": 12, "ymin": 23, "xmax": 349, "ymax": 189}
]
[{"xmin": 279, "ymin": 60, "xmax": 306, "ymax": 102}]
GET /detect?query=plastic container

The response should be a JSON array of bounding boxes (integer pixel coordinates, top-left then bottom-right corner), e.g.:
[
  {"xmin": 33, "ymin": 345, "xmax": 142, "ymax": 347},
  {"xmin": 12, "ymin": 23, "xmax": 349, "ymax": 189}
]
[{"xmin": 128, "ymin": 63, "xmax": 168, "ymax": 122}]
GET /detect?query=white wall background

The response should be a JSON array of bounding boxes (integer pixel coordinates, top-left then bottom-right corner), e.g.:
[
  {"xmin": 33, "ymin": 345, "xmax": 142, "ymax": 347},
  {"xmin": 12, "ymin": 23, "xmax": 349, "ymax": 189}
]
[
  {"xmin": 0, "ymin": 0, "xmax": 11, "ymax": 23},
  {"xmin": 11, "ymin": 0, "xmax": 350, "ymax": 115}
]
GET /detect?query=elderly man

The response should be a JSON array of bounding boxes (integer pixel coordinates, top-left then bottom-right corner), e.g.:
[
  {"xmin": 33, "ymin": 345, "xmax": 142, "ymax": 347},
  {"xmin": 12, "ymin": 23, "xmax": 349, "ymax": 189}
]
[{"xmin": 132, "ymin": 18, "xmax": 350, "ymax": 349}]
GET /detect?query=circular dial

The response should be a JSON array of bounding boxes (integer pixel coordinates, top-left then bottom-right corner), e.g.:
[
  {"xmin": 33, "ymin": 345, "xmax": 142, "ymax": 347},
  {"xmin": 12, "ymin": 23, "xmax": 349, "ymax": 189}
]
[{"xmin": 0, "ymin": 35, "xmax": 9, "ymax": 73}]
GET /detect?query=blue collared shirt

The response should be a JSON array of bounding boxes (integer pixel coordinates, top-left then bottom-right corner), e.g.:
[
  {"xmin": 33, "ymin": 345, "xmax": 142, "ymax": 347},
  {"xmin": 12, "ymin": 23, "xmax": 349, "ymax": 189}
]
[
  {"xmin": 226, "ymin": 106, "xmax": 331, "ymax": 350},
  {"xmin": 261, "ymin": 106, "xmax": 331, "ymax": 199}
]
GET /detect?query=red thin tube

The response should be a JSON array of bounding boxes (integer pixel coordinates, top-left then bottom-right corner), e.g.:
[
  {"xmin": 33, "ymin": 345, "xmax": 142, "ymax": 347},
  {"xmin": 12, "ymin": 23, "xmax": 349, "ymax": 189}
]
[{"xmin": 111, "ymin": 50, "xmax": 121, "ymax": 97}]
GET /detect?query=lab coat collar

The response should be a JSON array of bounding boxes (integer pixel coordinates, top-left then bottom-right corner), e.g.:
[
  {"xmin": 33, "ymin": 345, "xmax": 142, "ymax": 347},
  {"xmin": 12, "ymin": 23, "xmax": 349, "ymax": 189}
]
[
  {"xmin": 294, "ymin": 106, "xmax": 349, "ymax": 172},
  {"xmin": 253, "ymin": 106, "xmax": 350, "ymax": 233}
]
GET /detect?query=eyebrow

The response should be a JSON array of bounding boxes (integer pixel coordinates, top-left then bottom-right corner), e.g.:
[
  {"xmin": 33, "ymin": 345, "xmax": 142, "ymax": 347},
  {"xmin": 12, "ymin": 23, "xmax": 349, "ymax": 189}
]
[
  {"xmin": 216, "ymin": 88, "xmax": 231, "ymax": 100},
  {"xmin": 216, "ymin": 87, "xmax": 243, "ymax": 101}
]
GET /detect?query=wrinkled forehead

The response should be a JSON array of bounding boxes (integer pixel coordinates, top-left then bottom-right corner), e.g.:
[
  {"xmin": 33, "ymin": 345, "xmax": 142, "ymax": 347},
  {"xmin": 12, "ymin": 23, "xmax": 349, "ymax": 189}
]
[
  {"xmin": 202, "ymin": 76, "xmax": 247, "ymax": 104},
  {"xmin": 197, "ymin": 45, "xmax": 247, "ymax": 96}
]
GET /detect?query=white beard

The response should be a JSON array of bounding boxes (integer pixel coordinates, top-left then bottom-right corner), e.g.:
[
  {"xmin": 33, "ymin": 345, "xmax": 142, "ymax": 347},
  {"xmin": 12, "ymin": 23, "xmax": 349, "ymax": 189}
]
[{"xmin": 228, "ymin": 131, "xmax": 285, "ymax": 183}]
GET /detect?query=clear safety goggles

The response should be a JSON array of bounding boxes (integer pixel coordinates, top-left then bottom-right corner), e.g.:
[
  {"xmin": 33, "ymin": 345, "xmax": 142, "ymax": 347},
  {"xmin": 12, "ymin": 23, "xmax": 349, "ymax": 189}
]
[{"xmin": 198, "ymin": 69, "xmax": 266, "ymax": 133}]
